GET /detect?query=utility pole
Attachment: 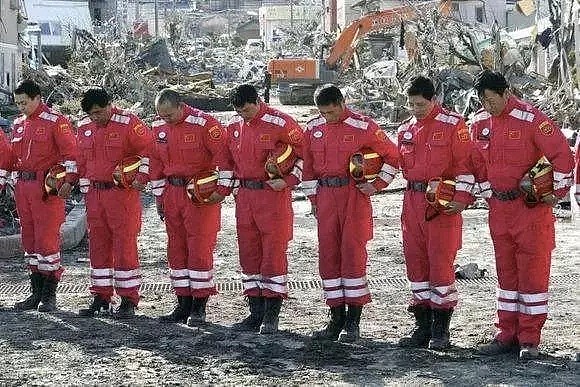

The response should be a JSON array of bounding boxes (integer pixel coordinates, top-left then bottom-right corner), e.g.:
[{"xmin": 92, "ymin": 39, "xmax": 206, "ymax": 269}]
[{"xmin": 290, "ymin": 0, "xmax": 294, "ymax": 30}]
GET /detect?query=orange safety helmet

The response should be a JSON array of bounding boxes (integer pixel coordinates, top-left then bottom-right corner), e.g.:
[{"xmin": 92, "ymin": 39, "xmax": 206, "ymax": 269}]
[
  {"xmin": 44, "ymin": 164, "xmax": 67, "ymax": 195},
  {"xmin": 425, "ymin": 178, "xmax": 456, "ymax": 210},
  {"xmin": 265, "ymin": 142, "xmax": 296, "ymax": 179},
  {"xmin": 349, "ymin": 148, "xmax": 382, "ymax": 182},
  {"xmin": 112, "ymin": 155, "xmax": 142, "ymax": 188},
  {"xmin": 520, "ymin": 157, "xmax": 553, "ymax": 207},
  {"xmin": 186, "ymin": 170, "xmax": 219, "ymax": 204}
]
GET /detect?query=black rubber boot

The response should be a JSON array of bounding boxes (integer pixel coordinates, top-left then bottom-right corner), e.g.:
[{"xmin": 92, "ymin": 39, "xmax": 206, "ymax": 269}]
[
  {"xmin": 259, "ymin": 297, "xmax": 283, "ymax": 334},
  {"xmin": 14, "ymin": 273, "xmax": 44, "ymax": 311},
  {"xmin": 159, "ymin": 296, "xmax": 193, "ymax": 323},
  {"xmin": 37, "ymin": 276, "xmax": 58, "ymax": 312},
  {"xmin": 79, "ymin": 295, "xmax": 110, "ymax": 317},
  {"xmin": 428, "ymin": 308, "xmax": 453, "ymax": 350},
  {"xmin": 312, "ymin": 305, "xmax": 346, "ymax": 341},
  {"xmin": 232, "ymin": 296, "xmax": 265, "ymax": 332},
  {"xmin": 187, "ymin": 297, "xmax": 209, "ymax": 327},
  {"xmin": 398, "ymin": 305, "xmax": 433, "ymax": 348},
  {"xmin": 113, "ymin": 297, "xmax": 136, "ymax": 319},
  {"xmin": 338, "ymin": 305, "xmax": 363, "ymax": 342}
]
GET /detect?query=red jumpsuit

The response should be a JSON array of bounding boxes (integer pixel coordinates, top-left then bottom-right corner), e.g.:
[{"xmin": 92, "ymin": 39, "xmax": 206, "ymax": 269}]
[
  {"xmin": 77, "ymin": 107, "xmax": 153, "ymax": 306},
  {"xmin": 470, "ymin": 96, "xmax": 574, "ymax": 347},
  {"xmin": 9, "ymin": 105, "xmax": 78, "ymax": 280},
  {"xmin": 149, "ymin": 105, "xmax": 232, "ymax": 298},
  {"xmin": 397, "ymin": 104, "xmax": 475, "ymax": 310},
  {"xmin": 575, "ymin": 139, "xmax": 580, "ymax": 206},
  {"xmin": 0, "ymin": 130, "xmax": 10, "ymax": 190},
  {"xmin": 302, "ymin": 108, "xmax": 399, "ymax": 307},
  {"xmin": 226, "ymin": 102, "xmax": 304, "ymax": 299}
]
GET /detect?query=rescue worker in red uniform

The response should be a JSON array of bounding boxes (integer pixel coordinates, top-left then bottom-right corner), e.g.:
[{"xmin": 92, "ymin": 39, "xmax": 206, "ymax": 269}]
[
  {"xmin": 575, "ymin": 138, "xmax": 580, "ymax": 206},
  {"xmin": 302, "ymin": 85, "xmax": 399, "ymax": 342},
  {"xmin": 8, "ymin": 80, "xmax": 78, "ymax": 312},
  {"xmin": 471, "ymin": 70, "xmax": 574, "ymax": 360},
  {"xmin": 226, "ymin": 84, "xmax": 304, "ymax": 334},
  {"xmin": 150, "ymin": 89, "xmax": 232, "ymax": 326},
  {"xmin": 396, "ymin": 76, "xmax": 476, "ymax": 350},
  {"xmin": 76, "ymin": 88, "xmax": 153, "ymax": 319}
]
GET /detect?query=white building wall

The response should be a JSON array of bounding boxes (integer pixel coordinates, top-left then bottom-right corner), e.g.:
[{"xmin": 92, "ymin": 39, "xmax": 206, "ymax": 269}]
[
  {"xmin": 0, "ymin": 0, "xmax": 22, "ymax": 90},
  {"xmin": 259, "ymin": 5, "xmax": 316, "ymax": 49}
]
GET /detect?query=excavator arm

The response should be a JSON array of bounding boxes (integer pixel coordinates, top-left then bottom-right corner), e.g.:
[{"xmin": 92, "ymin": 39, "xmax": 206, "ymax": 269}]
[{"xmin": 325, "ymin": 0, "xmax": 450, "ymax": 71}]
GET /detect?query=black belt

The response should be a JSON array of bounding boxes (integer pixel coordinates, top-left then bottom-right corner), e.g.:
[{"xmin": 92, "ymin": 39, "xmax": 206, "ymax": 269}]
[
  {"xmin": 318, "ymin": 176, "xmax": 350, "ymax": 187},
  {"xmin": 407, "ymin": 181, "xmax": 428, "ymax": 192},
  {"xmin": 492, "ymin": 189, "xmax": 521, "ymax": 201},
  {"xmin": 92, "ymin": 181, "xmax": 116, "ymax": 190},
  {"xmin": 167, "ymin": 176, "xmax": 189, "ymax": 187},
  {"xmin": 240, "ymin": 179, "xmax": 265, "ymax": 190},
  {"xmin": 19, "ymin": 171, "xmax": 38, "ymax": 181}
]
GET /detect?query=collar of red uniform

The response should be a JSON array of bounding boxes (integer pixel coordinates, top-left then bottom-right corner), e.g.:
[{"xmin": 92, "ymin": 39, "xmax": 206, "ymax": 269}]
[
  {"xmin": 337, "ymin": 106, "xmax": 351, "ymax": 123},
  {"xmin": 499, "ymin": 95, "xmax": 517, "ymax": 117},
  {"xmin": 27, "ymin": 102, "xmax": 46, "ymax": 119},
  {"xmin": 247, "ymin": 101, "xmax": 267, "ymax": 125},
  {"xmin": 416, "ymin": 102, "xmax": 441, "ymax": 124}
]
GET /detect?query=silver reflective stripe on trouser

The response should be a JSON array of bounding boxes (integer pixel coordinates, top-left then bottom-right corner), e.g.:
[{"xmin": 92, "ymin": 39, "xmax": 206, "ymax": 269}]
[
  {"xmin": 189, "ymin": 269, "xmax": 215, "ymax": 290},
  {"xmin": 518, "ymin": 292, "xmax": 548, "ymax": 315},
  {"xmin": 170, "ymin": 268, "xmax": 189, "ymax": 289},
  {"xmin": 430, "ymin": 283, "xmax": 458, "ymax": 306},
  {"xmin": 496, "ymin": 288, "xmax": 518, "ymax": 312},
  {"xmin": 242, "ymin": 273, "xmax": 262, "ymax": 292},
  {"xmin": 37, "ymin": 252, "xmax": 61, "ymax": 271},
  {"xmin": 262, "ymin": 274, "xmax": 287, "ymax": 295},
  {"xmin": 91, "ymin": 268, "xmax": 114, "ymax": 287},
  {"xmin": 343, "ymin": 276, "xmax": 370, "ymax": 299},
  {"xmin": 410, "ymin": 281, "xmax": 431, "ymax": 302},
  {"xmin": 322, "ymin": 278, "xmax": 343, "ymax": 301},
  {"xmin": 114, "ymin": 268, "xmax": 141, "ymax": 289}
]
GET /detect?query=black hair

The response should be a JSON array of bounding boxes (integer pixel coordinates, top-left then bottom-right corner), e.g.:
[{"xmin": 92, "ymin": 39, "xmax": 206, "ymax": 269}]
[
  {"xmin": 314, "ymin": 84, "xmax": 344, "ymax": 106},
  {"xmin": 473, "ymin": 70, "xmax": 509, "ymax": 96},
  {"xmin": 407, "ymin": 76, "xmax": 435, "ymax": 100},
  {"xmin": 81, "ymin": 88, "xmax": 111, "ymax": 113},
  {"xmin": 230, "ymin": 84, "xmax": 258, "ymax": 108},
  {"xmin": 14, "ymin": 80, "xmax": 41, "ymax": 98},
  {"xmin": 155, "ymin": 89, "xmax": 182, "ymax": 107}
]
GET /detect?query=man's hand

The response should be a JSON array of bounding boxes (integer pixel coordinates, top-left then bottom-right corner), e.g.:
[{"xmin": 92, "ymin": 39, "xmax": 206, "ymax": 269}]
[
  {"xmin": 205, "ymin": 191, "xmax": 225, "ymax": 204},
  {"xmin": 541, "ymin": 193, "xmax": 558, "ymax": 206},
  {"xmin": 57, "ymin": 182, "xmax": 73, "ymax": 199},
  {"xmin": 266, "ymin": 178, "xmax": 288, "ymax": 191},
  {"xmin": 356, "ymin": 182, "xmax": 377, "ymax": 196},
  {"xmin": 443, "ymin": 201, "xmax": 467, "ymax": 215},
  {"xmin": 156, "ymin": 199, "xmax": 165, "ymax": 221},
  {"xmin": 311, "ymin": 203, "xmax": 317, "ymax": 219},
  {"xmin": 131, "ymin": 179, "xmax": 146, "ymax": 191}
]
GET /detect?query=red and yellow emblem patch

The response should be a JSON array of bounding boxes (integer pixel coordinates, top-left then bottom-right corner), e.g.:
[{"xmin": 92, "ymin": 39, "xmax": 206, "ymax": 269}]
[
  {"xmin": 538, "ymin": 120, "xmax": 554, "ymax": 136},
  {"xmin": 375, "ymin": 129, "xmax": 388, "ymax": 141},
  {"xmin": 35, "ymin": 127, "xmax": 45, "ymax": 135},
  {"xmin": 288, "ymin": 127, "xmax": 302, "ymax": 143},
  {"xmin": 59, "ymin": 123, "xmax": 71, "ymax": 134},
  {"xmin": 133, "ymin": 124, "xmax": 145, "ymax": 136},
  {"xmin": 208, "ymin": 125, "xmax": 223, "ymax": 141},
  {"xmin": 508, "ymin": 129, "xmax": 521, "ymax": 140},
  {"xmin": 259, "ymin": 133, "xmax": 271, "ymax": 142},
  {"xmin": 432, "ymin": 131, "xmax": 444, "ymax": 141},
  {"xmin": 457, "ymin": 125, "xmax": 469, "ymax": 142},
  {"xmin": 184, "ymin": 133, "xmax": 195, "ymax": 143},
  {"xmin": 343, "ymin": 134, "xmax": 354, "ymax": 142}
]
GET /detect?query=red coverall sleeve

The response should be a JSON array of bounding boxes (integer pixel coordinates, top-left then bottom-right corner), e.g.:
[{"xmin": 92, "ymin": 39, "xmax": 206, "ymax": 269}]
[
  {"xmin": 126, "ymin": 117, "xmax": 154, "ymax": 185},
  {"xmin": 53, "ymin": 116, "xmax": 79, "ymax": 184},
  {"xmin": 202, "ymin": 115, "xmax": 233, "ymax": 197},
  {"xmin": 148, "ymin": 126, "xmax": 166, "ymax": 198},
  {"xmin": 448, "ymin": 120, "xmax": 476, "ymax": 204},
  {"xmin": 575, "ymin": 141, "xmax": 580, "ymax": 204},
  {"xmin": 531, "ymin": 113, "xmax": 574, "ymax": 198},
  {"xmin": 279, "ymin": 118, "xmax": 305, "ymax": 187},
  {"xmin": 301, "ymin": 125, "xmax": 318, "ymax": 205},
  {"xmin": 362, "ymin": 121, "xmax": 399, "ymax": 192}
]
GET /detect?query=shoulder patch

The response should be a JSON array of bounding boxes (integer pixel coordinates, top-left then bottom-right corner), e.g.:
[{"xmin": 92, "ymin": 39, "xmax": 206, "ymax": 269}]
[
  {"xmin": 39, "ymin": 111, "xmax": 58, "ymax": 122},
  {"xmin": 261, "ymin": 113, "xmax": 286, "ymax": 127},
  {"xmin": 133, "ymin": 123, "xmax": 146, "ymax": 136},
  {"xmin": 152, "ymin": 119, "xmax": 166, "ymax": 128},
  {"xmin": 77, "ymin": 117, "xmax": 92, "ymax": 127},
  {"xmin": 111, "ymin": 114, "xmax": 131, "ymax": 125},
  {"xmin": 509, "ymin": 109, "xmax": 535, "ymax": 122},
  {"xmin": 185, "ymin": 115, "xmax": 207, "ymax": 127},
  {"xmin": 208, "ymin": 125, "xmax": 224, "ymax": 141},
  {"xmin": 344, "ymin": 116, "xmax": 369, "ymax": 130},
  {"xmin": 538, "ymin": 120, "xmax": 554, "ymax": 136},
  {"xmin": 434, "ymin": 113, "xmax": 460, "ymax": 126},
  {"xmin": 307, "ymin": 116, "xmax": 326, "ymax": 130}
]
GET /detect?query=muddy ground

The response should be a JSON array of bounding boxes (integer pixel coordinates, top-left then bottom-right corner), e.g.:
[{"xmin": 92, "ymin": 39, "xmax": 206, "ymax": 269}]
[{"xmin": 0, "ymin": 104, "xmax": 579, "ymax": 385}]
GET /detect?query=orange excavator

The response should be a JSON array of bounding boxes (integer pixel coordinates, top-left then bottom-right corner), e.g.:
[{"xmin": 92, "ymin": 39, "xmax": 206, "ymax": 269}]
[{"xmin": 267, "ymin": 0, "xmax": 451, "ymax": 105}]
